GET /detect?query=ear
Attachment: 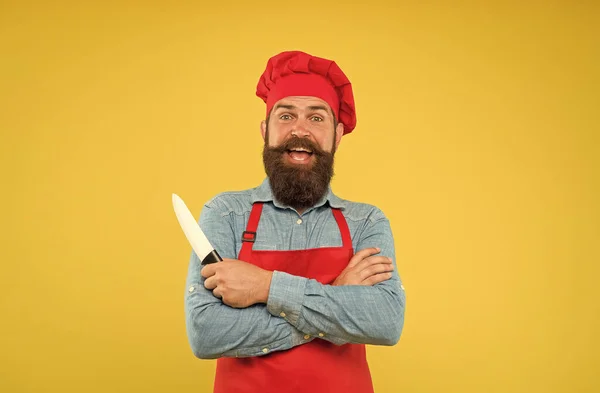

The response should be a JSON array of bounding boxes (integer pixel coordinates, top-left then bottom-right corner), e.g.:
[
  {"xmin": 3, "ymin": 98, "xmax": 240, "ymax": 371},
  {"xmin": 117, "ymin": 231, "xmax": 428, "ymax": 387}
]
[
  {"xmin": 260, "ymin": 120, "xmax": 267, "ymax": 141},
  {"xmin": 334, "ymin": 122, "xmax": 344, "ymax": 149}
]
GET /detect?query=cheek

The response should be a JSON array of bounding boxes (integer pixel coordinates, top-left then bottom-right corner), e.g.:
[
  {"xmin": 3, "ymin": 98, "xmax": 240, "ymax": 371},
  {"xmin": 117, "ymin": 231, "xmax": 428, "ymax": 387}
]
[
  {"xmin": 268, "ymin": 133, "xmax": 284, "ymax": 147},
  {"xmin": 316, "ymin": 133, "xmax": 335, "ymax": 152},
  {"xmin": 267, "ymin": 125, "xmax": 291, "ymax": 146}
]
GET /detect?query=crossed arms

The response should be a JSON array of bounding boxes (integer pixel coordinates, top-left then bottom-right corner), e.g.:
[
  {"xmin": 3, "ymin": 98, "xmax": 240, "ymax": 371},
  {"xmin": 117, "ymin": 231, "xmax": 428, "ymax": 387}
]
[{"xmin": 184, "ymin": 203, "xmax": 406, "ymax": 359}]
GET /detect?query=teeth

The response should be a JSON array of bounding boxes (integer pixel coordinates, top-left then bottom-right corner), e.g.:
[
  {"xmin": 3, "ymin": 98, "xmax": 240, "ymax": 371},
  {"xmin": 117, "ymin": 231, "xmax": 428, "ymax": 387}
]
[{"xmin": 291, "ymin": 148, "xmax": 312, "ymax": 153}]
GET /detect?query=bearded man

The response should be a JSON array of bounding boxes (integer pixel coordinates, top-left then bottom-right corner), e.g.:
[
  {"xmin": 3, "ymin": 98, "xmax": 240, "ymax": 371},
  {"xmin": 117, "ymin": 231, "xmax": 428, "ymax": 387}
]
[{"xmin": 184, "ymin": 51, "xmax": 406, "ymax": 393}]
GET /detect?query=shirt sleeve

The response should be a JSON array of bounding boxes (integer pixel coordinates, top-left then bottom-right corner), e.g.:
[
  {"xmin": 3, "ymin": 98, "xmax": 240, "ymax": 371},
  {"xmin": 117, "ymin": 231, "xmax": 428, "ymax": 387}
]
[
  {"xmin": 184, "ymin": 199, "xmax": 314, "ymax": 359},
  {"xmin": 265, "ymin": 209, "xmax": 406, "ymax": 346}
]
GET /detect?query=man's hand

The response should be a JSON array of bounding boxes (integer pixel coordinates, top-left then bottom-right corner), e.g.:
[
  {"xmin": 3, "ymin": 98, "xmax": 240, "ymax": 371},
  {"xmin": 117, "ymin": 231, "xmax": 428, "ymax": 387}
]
[
  {"xmin": 201, "ymin": 259, "xmax": 273, "ymax": 308},
  {"xmin": 332, "ymin": 247, "xmax": 394, "ymax": 286}
]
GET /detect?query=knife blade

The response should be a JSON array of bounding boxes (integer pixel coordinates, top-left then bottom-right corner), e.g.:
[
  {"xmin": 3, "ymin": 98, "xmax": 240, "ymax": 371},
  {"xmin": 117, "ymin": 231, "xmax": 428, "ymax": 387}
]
[{"xmin": 172, "ymin": 193, "xmax": 222, "ymax": 265}]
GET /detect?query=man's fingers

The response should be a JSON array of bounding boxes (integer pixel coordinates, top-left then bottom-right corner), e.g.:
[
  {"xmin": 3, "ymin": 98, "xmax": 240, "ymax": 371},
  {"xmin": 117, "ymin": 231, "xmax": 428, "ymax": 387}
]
[
  {"xmin": 204, "ymin": 276, "xmax": 217, "ymax": 290},
  {"xmin": 362, "ymin": 272, "xmax": 393, "ymax": 286},
  {"xmin": 200, "ymin": 264, "xmax": 217, "ymax": 278},
  {"xmin": 348, "ymin": 247, "xmax": 381, "ymax": 267},
  {"xmin": 354, "ymin": 256, "xmax": 393, "ymax": 272},
  {"xmin": 205, "ymin": 277, "xmax": 223, "ymax": 299},
  {"xmin": 212, "ymin": 287, "xmax": 223, "ymax": 299},
  {"xmin": 359, "ymin": 262, "xmax": 394, "ymax": 281}
]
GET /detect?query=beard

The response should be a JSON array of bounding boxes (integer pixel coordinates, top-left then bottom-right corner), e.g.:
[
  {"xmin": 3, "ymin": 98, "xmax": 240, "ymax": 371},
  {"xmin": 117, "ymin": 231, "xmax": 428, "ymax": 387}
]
[{"xmin": 262, "ymin": 134, "xmax": 335, "ymax": 211}]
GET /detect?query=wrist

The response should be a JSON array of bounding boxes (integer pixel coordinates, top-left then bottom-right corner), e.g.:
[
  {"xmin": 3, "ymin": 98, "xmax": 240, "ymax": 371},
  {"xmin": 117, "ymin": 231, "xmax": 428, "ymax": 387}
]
[{"xmin": 258, "ymin": 270, "xmax": 273, "ymax": 304}]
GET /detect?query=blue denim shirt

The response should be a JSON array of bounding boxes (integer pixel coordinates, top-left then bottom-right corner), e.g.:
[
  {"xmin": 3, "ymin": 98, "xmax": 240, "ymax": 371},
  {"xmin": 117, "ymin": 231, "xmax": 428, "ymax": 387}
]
[{"xmin": 184, "ymin": 178, "xmax": 406, "ymax": 359}]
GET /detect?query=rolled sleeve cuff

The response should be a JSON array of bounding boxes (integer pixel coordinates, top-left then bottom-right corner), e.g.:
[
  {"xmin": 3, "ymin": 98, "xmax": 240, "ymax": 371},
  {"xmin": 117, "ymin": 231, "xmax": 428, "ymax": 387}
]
[{"xmin": 266, "ymin": 271, "xmax": 307, "ymax": 326}]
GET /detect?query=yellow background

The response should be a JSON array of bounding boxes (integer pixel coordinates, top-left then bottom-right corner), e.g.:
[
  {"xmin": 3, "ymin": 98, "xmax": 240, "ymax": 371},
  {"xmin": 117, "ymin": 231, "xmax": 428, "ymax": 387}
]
[{"xmin": 1, "ymin": 1, "xmax": 598, "ymax": 392}]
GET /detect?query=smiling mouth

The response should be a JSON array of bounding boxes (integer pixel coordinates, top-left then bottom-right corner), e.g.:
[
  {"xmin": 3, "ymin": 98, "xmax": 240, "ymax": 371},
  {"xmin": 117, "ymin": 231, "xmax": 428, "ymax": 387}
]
[{"xmin": 287, "ymin": 148, "xmax": 313, "ymax": 162}]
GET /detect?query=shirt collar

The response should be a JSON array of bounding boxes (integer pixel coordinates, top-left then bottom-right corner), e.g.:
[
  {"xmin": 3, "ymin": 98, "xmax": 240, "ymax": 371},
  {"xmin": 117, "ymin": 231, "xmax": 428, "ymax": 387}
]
[{"xmin": 251, "ymin": 177, "xmax": 346, "ymax": 210}]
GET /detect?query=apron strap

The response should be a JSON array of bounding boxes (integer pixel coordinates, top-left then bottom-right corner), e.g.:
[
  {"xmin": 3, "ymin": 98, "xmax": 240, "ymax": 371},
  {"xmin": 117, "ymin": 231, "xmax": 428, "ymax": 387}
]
[
  {"xmin": 239, "ymin": 202, "xmax": 263, "ymax": 262},
  {"xmin": 332, "ymin": 208, "xmax": 353, "ymax": 250}
]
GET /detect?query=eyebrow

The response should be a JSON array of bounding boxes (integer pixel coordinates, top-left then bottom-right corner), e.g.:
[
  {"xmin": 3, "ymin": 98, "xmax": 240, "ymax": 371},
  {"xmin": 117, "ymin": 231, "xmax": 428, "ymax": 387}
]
[
  {"xmin": 308, "ymin": 105, "xmax": 330, "ymax": 114},
  {"xmin": 273, "ymin": 104, "xmax": 296, "ymax": 111},
  {"xmin": 273, "ymin": 104, "xmax": 331, "ymax": 115}
]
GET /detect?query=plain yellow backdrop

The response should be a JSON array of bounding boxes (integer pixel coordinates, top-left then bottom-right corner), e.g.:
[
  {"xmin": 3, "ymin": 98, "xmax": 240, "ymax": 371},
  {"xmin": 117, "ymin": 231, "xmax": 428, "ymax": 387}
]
[{"xmin": 1, "ymin": 1, "xmax": 598, "ymax": 392}]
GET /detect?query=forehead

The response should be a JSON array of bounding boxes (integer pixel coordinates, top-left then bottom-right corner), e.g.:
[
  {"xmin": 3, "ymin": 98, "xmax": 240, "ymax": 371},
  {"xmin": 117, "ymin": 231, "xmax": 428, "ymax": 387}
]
[{"xmin": 273, "ymin": 96, "xmax": 332, "ymax": 113}]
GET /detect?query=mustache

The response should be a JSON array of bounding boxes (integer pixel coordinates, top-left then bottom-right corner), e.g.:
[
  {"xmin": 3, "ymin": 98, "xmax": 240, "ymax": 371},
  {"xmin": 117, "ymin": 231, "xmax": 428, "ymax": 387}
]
[{"xmin": 268, "ymin": 137, "xmax": 326, "ymax": 155}]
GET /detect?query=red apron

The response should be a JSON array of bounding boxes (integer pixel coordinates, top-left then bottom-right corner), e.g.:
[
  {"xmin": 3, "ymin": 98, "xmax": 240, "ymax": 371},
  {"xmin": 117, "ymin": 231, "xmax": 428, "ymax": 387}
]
[{"xmin": 213, "ymin": 202, "xmax": 374, "ymax": 393}]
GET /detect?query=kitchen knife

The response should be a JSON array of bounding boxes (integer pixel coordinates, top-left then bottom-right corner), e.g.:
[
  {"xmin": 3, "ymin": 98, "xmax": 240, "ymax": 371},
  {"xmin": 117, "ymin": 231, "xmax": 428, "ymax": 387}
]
[{"xmin": 172, "ymin": 193, "xmax": 222, "ymax": 265}]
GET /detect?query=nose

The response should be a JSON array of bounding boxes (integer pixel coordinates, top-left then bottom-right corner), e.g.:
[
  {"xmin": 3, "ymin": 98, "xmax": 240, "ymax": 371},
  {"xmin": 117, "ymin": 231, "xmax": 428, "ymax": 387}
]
[{"xmin": 291, "ymin": 120, "xmax": 310, "ymax": 138}]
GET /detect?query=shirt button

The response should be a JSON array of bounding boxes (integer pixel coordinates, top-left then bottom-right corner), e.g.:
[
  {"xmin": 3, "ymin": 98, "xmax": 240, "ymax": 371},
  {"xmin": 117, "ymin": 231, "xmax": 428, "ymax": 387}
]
[
  {"xmin": 262, "ymin": 348, "xmax": 269, "ymax": 354},
  {"xmin": 188, "ymin": 286, "xmax": 195, "ymax": 292},
  {"xmin": 296, "ymin": 219, "xmax": 302, "ymax": 224},
  {"xmin": 279, "ymin": 312, "xmax": 286, "ymax": 318},
  {"xmin": 303, "ymin": 334, "xmax": 310, "ymax": 340},
  {"xmin": 318, "ymin": 332, "xmax": 324, "ymax": 337}
]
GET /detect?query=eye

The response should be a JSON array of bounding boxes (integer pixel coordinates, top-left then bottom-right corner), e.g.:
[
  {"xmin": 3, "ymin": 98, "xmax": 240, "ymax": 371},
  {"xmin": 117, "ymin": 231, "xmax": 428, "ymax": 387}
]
[
  {"xmin": 310, "ymin": 116, "xmax": 323, "ymax": 122},
  {"xmin": 279, "ymin": 114, "xmax": 293, "ymax": 120}
]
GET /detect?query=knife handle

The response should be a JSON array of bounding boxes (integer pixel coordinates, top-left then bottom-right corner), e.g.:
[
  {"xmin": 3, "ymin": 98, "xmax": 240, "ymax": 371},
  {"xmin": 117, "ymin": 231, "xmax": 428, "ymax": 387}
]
[{"xmin": 201, "ymin": 250, "xmax": 223, "ymax": 265}]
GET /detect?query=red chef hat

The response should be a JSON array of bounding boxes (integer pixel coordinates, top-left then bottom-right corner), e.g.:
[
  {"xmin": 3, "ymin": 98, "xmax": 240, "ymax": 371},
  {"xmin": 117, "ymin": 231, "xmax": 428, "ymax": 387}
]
[{"xmin": 256, "ymin": 51, "xmax": 357, "ymax": 135}]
